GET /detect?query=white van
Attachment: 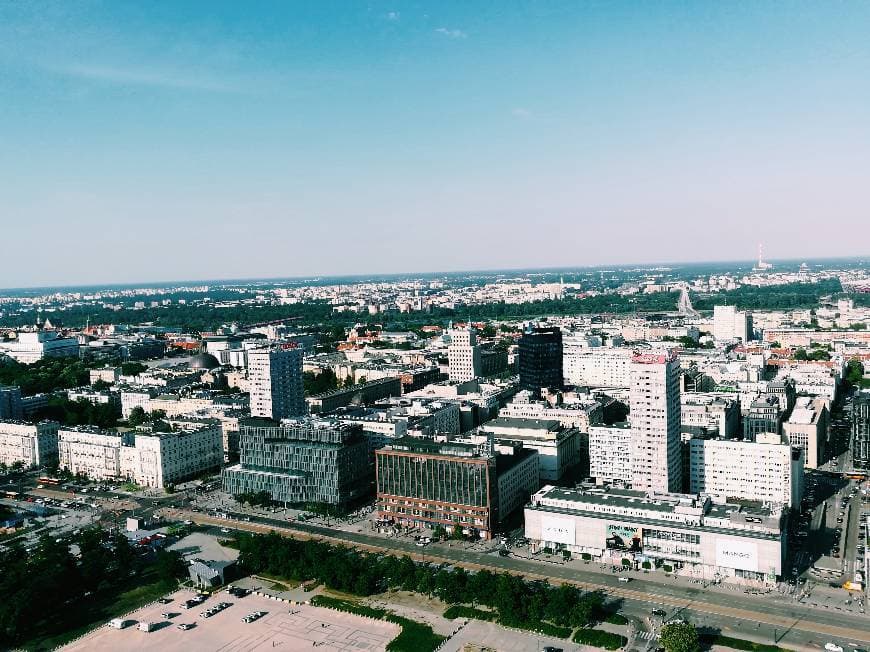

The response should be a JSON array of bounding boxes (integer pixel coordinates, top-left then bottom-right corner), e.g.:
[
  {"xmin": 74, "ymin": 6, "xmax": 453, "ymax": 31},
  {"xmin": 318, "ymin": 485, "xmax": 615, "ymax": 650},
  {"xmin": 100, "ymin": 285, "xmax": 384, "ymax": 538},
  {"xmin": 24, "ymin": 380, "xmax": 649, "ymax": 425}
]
[{"xmin": 618, "ymin": 577, "xmax": 631, "ymax": 583}]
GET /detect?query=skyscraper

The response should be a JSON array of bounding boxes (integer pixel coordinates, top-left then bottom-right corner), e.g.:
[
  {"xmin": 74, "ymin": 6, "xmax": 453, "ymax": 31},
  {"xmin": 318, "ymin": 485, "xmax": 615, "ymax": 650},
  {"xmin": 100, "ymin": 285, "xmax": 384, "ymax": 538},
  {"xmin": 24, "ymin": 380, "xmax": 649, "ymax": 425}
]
[
  {"xmin": 630, "ymin": 351, "xmax": 682, "ymax": 493},
  {"xmin": 518, "ymin": 326, "xmax": 563, "ymax": 395},
  {"xmin": 248, "ymin": 345, "xmax": 305, "ymax": 420},
  {"xmin": 448, "ymin": 327, "xmax": 482, "ymax": 382}
]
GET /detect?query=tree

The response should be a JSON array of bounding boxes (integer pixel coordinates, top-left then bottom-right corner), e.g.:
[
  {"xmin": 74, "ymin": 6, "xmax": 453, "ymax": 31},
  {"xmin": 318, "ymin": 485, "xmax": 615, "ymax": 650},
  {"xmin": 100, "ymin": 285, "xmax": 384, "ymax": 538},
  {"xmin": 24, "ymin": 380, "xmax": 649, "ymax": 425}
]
[
  {"xmin": 660, "ymin": 621, "xmax": 700, "ymax": 652},
  {"xmin": 91, "ymin": 379, "xmax": 111, "ymax": 391},
  {"xmin": 120, "ymin": 362, "xmax": 147, "ymax": 377},
  {"xmin": 127, "ymin": 406, "xmax": 148, "ymax": 427},
  {"xmin": 793, "ymin": 348, "xmax": 808, "ymax": 361}
]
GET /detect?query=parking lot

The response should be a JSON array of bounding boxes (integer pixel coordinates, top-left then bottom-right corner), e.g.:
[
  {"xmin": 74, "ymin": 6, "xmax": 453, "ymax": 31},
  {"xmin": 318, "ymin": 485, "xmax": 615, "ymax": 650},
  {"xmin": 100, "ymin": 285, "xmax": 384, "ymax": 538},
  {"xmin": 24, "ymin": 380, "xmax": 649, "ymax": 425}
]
[{"xmin": 61, "ymin": 589, "xmax": 400, "ymax": 652}]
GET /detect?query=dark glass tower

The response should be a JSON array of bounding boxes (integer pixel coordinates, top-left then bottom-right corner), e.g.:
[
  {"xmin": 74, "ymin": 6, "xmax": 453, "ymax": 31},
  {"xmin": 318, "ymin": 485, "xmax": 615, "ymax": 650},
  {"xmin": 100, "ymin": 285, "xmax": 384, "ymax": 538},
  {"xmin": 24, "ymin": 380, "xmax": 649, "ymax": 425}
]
[{"xmin": 518, "ymin": 326, "xmax": 563, "ymax": 395}]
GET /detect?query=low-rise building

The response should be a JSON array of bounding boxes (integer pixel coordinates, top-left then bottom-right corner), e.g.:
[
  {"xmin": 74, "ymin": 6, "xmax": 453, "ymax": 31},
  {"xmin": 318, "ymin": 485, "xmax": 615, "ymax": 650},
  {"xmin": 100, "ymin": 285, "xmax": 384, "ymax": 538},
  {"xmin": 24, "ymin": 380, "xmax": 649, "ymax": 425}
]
[
  {"xmin": 0, "ymin": 330, "xmax": 79, "ymax": 364},
  {"xmin": 307, "ymin": 376, "xmax": 403, "ymax": 414},
  {"xmin": 524, "ymin": 485, "xmax": 786, "ymax": 586},
  {"xmin": 681, "ymin": 393, "xmax": 740, "ymax": 438},
  {"xmin": 0, "ymin": 420, "xmax": 60, "ymax": 468},
  {"xmin": 119, "ymin": 423, "xmax": 223, "ymax": 488}
]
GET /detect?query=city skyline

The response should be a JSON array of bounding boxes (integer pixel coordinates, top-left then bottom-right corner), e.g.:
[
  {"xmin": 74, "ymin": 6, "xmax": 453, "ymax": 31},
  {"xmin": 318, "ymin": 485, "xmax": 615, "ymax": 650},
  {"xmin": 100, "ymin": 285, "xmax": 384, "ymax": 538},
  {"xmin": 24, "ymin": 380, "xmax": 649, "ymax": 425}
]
[{"xmin": 2, "ymin": 2, "xmax": 870, "ymax": 287}]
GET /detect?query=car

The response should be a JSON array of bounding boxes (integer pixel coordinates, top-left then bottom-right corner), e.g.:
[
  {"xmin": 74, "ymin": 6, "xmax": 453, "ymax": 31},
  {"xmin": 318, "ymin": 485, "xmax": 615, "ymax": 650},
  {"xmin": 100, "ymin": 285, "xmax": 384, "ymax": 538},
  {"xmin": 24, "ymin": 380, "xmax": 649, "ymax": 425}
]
[
  {"xmin": 220, "ymin": 528, "xmax": 230, "ymax": 533},
  {"xmin": 415, "ymin": 541, "xmax": 428, "ymax": 547},
  {"xmin": 542, "ymin": 648, "xmax": 564, "ymax": 652},
  {"xmin": 158, "ymin": 598, "xmax": 173, "ymax": 604},
  {"xmin": 618, "ymin": 577, "xmax": 631, "ymax": 583},
  {"xmin": 825, "ymin": 644, "xmax": 844, "ymax": 652},
  {"xmin": 651, "ymin": 608, "xmax": 667, "ymax": 617},
  {"xmin": 177, "ymin": 623, "xmax": 193, "ymax": 631}
]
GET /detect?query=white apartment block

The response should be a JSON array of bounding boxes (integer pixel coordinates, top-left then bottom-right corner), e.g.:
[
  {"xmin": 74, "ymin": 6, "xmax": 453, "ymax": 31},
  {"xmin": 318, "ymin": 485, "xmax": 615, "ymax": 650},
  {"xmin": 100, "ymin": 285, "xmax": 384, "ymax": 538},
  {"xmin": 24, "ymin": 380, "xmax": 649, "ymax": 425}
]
[
  {"xmin": 89, "ymin": 367, "xmax": 120, "ymax": 385},
  {"xmin": 248, "ymin": 345, "xmax": 305, "ymax": 420},
  {"xmin": 0, "ymin": 420, "xmax": 60, "ymax": 468},
  {"xmin": 713, "ymin": 305, "xmax": 753, "ymax": 342},
  {"xmin": 119, "ymin": 424, "xmax": 222, "ymax": 488},
  {"xmin": 58, "ymin": 427, "xmax": 132, "ymax": 481},
  {"xmin": 59, "ymin": 424, "xmax": 222, "ymax": 488},
  {"xmin": 630, "ymin": 352, "xmax": 682, "ymax": 493},
  {"xmin": 689, "ymin": 433, "xmax": 804, "ymax": 507},
  {"xmin": 680, "ymin": 393, "xmax": 740, "ymax": 438},
  {"xmin": 448, "ymin": 328, "xmax": 482, "ymax": 382},
  {"xmin": 588, "ymin": 423, "xmax": 632, "ymax": 485},
  {"xmin": 120, "ymin": 388, "xmax": 158, "ymax": 418},
  {"xmin": 564, "ymin": 347, "xmax": 633, "ymax": 388}
]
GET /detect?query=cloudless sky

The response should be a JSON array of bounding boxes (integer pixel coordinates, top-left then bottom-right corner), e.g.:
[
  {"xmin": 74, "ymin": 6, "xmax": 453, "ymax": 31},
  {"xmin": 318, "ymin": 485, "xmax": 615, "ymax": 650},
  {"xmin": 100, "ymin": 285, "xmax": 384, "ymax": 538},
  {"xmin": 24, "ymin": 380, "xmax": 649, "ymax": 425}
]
[{"xmin": 1, "ymin": 1, "xmax": 869, "ymax": 287}]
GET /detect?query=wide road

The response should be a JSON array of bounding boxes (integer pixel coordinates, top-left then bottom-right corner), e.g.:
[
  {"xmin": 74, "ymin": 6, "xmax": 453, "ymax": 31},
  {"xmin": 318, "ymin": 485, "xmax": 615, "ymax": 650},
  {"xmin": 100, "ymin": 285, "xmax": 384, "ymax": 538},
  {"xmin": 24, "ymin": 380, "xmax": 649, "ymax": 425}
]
[{"xmin": 168, "ymin": 508, "xmax": 870, "ymax": 647}]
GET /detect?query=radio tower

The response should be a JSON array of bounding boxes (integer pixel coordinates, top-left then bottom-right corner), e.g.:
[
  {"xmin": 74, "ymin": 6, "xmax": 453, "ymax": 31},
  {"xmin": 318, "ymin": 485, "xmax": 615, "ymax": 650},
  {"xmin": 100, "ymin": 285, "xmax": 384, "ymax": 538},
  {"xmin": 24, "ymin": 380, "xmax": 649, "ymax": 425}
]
[{"xmin": 754, "ymin": 243, "xmax": 773, "ymax": 271}]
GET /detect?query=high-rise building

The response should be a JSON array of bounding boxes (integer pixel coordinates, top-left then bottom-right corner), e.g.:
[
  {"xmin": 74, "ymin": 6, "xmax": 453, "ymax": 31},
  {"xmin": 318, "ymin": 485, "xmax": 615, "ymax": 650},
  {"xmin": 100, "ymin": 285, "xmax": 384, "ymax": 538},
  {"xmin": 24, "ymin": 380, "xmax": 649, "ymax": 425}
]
[
  {"xmin": 0, "ymin": 386, "xmax": 23, "ymax": 420},
  {"xmin": 852, "ymin": 392, "xmax": 870, "ymax": 471},
  {"xmin": 248, "ymin": 345, "xmax": 305, "ymax": 420},
  {"xmin": 630, "ymin": 351, "xmax": 682, "ymax": 493},
  {"xmin": 518, "ymin": 326, "xmax": 563, "ymax": 395},
  {"xmin": 783, "ymin": 396, "xmax": 829, "ymax": 468},
  {"xmin": 448, "ymin": 327, "xmax": 482, "ymax": 382},
  {"xmin": 713, "ymin": 305, "xmax": 753, "ymax": 342}
]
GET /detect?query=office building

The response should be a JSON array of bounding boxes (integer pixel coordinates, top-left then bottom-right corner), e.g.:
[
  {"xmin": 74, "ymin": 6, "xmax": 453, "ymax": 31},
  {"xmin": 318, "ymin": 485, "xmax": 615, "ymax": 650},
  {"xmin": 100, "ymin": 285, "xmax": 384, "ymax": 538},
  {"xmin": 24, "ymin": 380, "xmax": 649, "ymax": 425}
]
[
  {"xmin": 222, "ymin": 418, "xmax": 371, "ymax": 508},
  {"xmin": 0, "ymin": 420, "xmax": 60, "ymax": 468},
  {"xmin": 375, "ymin": 437, "xmax": 538, "ymax": 539},
  {"xmin": 248, "ymin": 345, "xmax": 305, "ymax": 420},
  {"xmin": 783, "ymin": 397, "xmax": 829, "ymax": 469},
  {"xmin": 588, "ymin": 423, "xmax": 632, "ymax": 486},
  {"xmin": 448, "ymin": 327, "xmax": 482, "ymax": 382},
  {"xmin": 713, "ymin": 305, "xmax": 753, "ymax": 342},
  {"xmin": 630, "ymin": 352, "xmax": 682, "ymax": 493},
  {"xmin": 518, "ymin": 326, "xmax": 563, "ymax": 395},
  {"xmin": 689, "ymin": 433, "xmax": 804, "ymax": 507},
  {"xmin": 0, "ymin": 386, "xmax": 23, "ymax": 420},
  {"xmin": 680, "ymin": 393, "xmax": 740, "ymax": 438},
  {"xmin": 524, "ymin": 485, "xmax": 785, "ymax": 586},
  {"xmin": 499, "ymin": 391, "xmax": 603, "ymax": 432}
]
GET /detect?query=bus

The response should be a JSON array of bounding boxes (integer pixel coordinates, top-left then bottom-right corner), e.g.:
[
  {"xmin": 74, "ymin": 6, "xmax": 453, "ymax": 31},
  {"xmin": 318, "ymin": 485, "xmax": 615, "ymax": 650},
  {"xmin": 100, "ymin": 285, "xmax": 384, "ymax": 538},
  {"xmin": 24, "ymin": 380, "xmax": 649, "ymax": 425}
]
[
  {"xmin": 2, "ymin": 491, "xmax": 19, "ymax": 499},
  {"xmin": 37, "ymin": 477, "xmax": 62, "ymax": 486}
]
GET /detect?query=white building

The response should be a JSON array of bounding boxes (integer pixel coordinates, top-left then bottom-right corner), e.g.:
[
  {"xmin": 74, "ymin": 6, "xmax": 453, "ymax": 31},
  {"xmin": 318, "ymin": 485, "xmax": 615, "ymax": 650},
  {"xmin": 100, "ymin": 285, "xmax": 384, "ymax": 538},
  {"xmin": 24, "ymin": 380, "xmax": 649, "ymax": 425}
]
[
  {"xmin": 448, "ymin": 327, "xmax": 482, "ymax": 382},
  {"xmin": 524, "ymin": 485, "xmax": 785, "ymax": 586},
  {"xmin": 680, "ymin": 393, "xmax": 740, "ymax": 438},
  {"xmin": 713, "ymin": 305, "xmax": 753, "ymax": 342},
  {"xmin": 0, "ymin": 420, "xmax": 59, "ymax": 468},
  {"xmin": 59, "ymin": 423, "xmax": 222, "ymax": 488},
  {"xmin": 783, "ymin": 396, "xmax": 829, "ymax": 469},
  {"xmin": 588, "ymin": 423, "xmax": 632, "ymax": 486},
  {"xmin": 499, "ymin": 391, "xmax": 602, "ymax": 432},
  {"xmin": 0, "ymin": 331, "xmax": 79, "ymax": 364},
  {"xmin": 248, "ymin": 345, "xmax": 305, "ymax": 420},
  {"xmin": 119, "ymin": 423, "xmax": 223, "ymax": 488},
  {"xmin": 476, "ymin": 417, "xmax": 581, "ymax": 482},
  {"xmin": 689, "ymin": 433, "xmax": 804, "ymax": 507},
  {"xmin": 563, "ymin": 347, "xmax": 633, "ymax": 388},
  {"xmin": 630, "ymin": 352, "xmax": 682, "ymax": 493}
]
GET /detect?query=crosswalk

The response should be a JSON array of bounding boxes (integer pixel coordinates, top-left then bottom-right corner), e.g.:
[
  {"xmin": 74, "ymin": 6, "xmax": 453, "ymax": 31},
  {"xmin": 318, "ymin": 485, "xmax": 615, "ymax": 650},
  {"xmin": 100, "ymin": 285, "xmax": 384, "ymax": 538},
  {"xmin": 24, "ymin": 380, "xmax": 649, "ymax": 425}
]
[{"xmin": 636, "ymin": 631, "xmax": 657, "ymax": 641}]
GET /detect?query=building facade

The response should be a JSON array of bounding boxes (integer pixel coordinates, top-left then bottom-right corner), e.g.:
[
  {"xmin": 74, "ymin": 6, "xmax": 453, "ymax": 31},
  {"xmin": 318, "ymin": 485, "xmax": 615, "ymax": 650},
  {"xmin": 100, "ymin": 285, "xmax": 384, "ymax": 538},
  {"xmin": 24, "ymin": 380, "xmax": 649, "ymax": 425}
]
[
  {"xmin": 630, "ymin": 352, "xmax": 682, "ymax": 493},
  {"xmin": 689, "ymin": 433, "xmax": 804, "ymax": 507},
  {"xmin": 222, "ymin": 418, "xmax": 372, "ymax": 508},
  {"xmin": 588, "ymin": 423, "xmax": 632, "ymax": 486},
  {"xmin": 853, "ymin": 392, "xmax": 870, "ymax": 472},
  {"xmin": 248, "ymin": 345, "xmax": 305, "ymax": 420},
  {"xmin": 0, "ymin": 420, "xmax": 59, "ymax": 468},
  {"xmin": 783, "ymin": 396, "xmax": 829, "ymax": 469},
  {"xmin": 518, "ymin": 326, "xmax": 563, "ymax": 395},
  {"xmin": 448, "ymin": 327, "xmax": 482, "ymax": 382},
  {"xmin": 524, "ymin": 485, "xmax": 785, "ymax": 586},
  {"xmin": 713, "ymin": 305, "xmax": 753, "ymax": 342},
  {"xmin": 0, "ymin": 386, "xmax": 23, "ymax": 420}
]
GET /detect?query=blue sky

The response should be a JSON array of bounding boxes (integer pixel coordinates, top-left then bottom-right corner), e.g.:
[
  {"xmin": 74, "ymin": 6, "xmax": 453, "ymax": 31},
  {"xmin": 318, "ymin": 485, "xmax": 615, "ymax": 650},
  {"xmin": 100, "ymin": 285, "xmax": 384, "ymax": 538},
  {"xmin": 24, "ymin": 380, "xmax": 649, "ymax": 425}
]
[{"xmin": 1, "ymin": 1, "xmax": 869, "ymax": 287}]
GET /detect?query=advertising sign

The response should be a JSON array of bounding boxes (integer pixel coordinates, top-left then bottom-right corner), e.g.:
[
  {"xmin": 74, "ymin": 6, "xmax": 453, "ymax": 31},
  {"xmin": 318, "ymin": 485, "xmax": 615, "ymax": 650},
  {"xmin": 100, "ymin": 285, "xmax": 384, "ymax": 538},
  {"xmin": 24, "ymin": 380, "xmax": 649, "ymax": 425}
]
[
  {"xmin": 606, "ymin": 524, "xmax": 642, "ymax": 551},
  {"xmin": 715, "ymin": 539, "xmax": 759, "ymax": 572},
  {"xmin": 540, "ymin": 516, "xmax": 575, "ymax": 545}
]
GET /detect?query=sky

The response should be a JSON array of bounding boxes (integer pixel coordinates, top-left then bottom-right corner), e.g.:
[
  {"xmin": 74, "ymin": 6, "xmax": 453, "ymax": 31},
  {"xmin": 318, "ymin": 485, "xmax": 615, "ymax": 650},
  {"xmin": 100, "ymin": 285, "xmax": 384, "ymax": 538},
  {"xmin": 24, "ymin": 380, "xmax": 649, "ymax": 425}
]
[{"xmin": 1, "ymin": 1, "xmax": 869, "ymax": 287}]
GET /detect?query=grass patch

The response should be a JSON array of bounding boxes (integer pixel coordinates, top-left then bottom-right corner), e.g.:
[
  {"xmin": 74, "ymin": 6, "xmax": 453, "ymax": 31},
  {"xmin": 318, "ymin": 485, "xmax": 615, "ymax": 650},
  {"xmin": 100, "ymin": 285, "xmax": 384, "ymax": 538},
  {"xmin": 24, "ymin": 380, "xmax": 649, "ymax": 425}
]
[
  {"xmin": 702, "ymin": 634, "xmax": 790, "ymax": 652},
  {"xmin": 310, "ymin": 596, "xmax": 444, "ymax": 652},
  {"xmin": 443, "ymin": 605, "xmax": 497, "ymax": 621},
  {"xmin": 310, "ymin": 595, "xmax": 387, "ymax": 619},
  {"xmin": 573, "ymin": 627, "xmax": 628, "ymax": 650},
  {"xmin": 605, "ymin": 613, "xmax": 629, "ymax": 625},
  {"xmin": 271, "ymin": 582, "xmax": 289, "ymax": 591},
  {"xmin": 385, "ymin": 614, "xmax": 446, "ymax": 652}
]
